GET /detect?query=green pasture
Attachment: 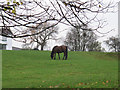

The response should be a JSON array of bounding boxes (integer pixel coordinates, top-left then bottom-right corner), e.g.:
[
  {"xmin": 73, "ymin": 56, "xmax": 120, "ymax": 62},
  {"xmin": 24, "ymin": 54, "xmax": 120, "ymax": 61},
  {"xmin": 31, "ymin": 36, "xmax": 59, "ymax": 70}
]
[{"xmin": 2, "ymin": 50, "xmax": 118, "ymax": 88}]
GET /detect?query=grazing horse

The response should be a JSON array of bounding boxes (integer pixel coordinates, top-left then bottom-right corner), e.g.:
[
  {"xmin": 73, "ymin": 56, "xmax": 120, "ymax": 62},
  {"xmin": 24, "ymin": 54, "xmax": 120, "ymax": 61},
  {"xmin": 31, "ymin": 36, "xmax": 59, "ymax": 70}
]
[{"xmin": 51, "ymin": 45, "xmax": 68, "ymax": 60}]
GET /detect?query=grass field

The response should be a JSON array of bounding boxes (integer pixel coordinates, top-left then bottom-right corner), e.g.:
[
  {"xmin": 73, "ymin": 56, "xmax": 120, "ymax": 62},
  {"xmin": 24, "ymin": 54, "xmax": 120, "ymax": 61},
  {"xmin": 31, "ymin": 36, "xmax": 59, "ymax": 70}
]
[{"xmin": 2, "ymin": 50, "xmax": 118, "ymax": 88}]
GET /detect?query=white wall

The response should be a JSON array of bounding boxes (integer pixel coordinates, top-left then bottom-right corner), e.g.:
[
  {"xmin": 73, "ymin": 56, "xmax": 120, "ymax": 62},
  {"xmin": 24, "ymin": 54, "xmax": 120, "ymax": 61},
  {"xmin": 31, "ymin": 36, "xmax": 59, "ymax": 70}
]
[{"xmin": 6, "ymin": 38, "xmax": 12, "ymax": 50}]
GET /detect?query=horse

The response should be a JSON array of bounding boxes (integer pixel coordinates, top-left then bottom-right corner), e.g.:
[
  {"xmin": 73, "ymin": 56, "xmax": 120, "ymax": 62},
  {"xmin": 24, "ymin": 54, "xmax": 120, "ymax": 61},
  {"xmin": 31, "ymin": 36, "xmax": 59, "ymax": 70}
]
[{"xmin": 51, "ymin": 45, "xmax": 68, "ymax": 60}]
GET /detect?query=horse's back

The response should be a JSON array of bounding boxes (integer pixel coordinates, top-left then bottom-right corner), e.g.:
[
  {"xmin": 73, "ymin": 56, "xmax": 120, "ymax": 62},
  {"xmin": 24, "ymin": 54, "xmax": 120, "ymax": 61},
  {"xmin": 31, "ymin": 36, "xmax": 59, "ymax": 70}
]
[
  {"xmin": 59, "ymin": 45, "xmax": 67, "ymax": 53},
  {"xmin": 61, "ymin": 45, "xmax": 67, "ymax": 51},
  {"xmin": 52, "ymin": 45, "xmax": 67, "ymax": 53}
]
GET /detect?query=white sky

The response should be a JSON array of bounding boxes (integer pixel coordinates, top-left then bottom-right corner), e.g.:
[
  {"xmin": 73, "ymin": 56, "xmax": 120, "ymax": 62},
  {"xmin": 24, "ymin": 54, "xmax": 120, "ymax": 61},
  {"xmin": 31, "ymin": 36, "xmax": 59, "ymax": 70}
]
[{"xmin": 12, "ymin": 0, "xmax": 119, "ymax": 51}]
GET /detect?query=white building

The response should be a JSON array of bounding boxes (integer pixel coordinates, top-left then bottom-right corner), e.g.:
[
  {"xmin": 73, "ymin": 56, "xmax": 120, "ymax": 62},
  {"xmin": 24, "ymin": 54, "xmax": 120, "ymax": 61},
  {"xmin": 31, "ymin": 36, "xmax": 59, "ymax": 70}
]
[
  {"xmin": 0, "ymin": 27, "xmax": 13, "ymax": 50},
  {"xmin": 0, "ymin": 36, "xmax": 12, "ymax": 50}
]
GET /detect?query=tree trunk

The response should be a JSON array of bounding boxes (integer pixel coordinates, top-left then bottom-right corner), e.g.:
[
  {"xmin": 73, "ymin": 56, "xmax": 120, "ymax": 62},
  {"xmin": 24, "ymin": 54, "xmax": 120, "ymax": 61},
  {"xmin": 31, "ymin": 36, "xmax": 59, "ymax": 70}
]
[
  {"xmin": 36, "ymin": 44, "xmax": 39, "ymax": 49},
  {"xmin": 41, "ymin": 45, "xmax": 44, "ymax": 51},
  {"xmin": 74, "ymin": 39, "xmax": 77, "ymax": 51},
  {"xmin": 83, "ymin": 44, "xmax": 85, "ymax": 51}
]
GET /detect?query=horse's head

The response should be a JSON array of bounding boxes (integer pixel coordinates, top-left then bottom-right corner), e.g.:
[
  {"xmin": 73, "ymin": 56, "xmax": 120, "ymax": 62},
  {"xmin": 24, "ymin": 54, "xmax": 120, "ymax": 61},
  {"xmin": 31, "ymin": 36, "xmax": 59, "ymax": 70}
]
[
  {"xmin": 51, "ymin": 51, "xmax": 54, "ymax": 59},
  {"xmin": 51, "ymin": 46, "xmax": 58, "ymax": 60}
]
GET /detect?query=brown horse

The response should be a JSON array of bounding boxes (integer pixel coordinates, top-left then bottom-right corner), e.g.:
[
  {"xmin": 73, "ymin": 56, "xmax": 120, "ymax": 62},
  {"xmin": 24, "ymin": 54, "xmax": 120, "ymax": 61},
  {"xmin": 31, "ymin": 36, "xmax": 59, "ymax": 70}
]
[{"xmin": 51, "ymin": 45, "xmax": 68, "ymax": 60}]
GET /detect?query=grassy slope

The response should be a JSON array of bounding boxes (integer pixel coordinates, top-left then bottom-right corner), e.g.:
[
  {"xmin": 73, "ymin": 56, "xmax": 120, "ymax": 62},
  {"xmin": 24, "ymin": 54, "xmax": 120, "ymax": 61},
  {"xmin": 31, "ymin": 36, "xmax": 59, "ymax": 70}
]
[{"xmin": 2, "ymin": 50, "xmax": 118, "ymax": 88}]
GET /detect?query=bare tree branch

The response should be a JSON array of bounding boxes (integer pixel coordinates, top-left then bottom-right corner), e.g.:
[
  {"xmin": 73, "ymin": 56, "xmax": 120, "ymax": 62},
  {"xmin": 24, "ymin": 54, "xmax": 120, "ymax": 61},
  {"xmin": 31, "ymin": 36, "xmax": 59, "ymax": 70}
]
[{"xmin": 0, "ymin": 0, "xmax": 116, "ymax": 38}]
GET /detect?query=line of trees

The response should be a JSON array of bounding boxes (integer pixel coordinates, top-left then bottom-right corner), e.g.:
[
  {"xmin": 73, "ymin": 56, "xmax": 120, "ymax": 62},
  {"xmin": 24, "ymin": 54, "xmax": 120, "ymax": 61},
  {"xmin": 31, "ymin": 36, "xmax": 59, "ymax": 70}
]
[{"xmin": 21, "ymin": 23, "xmax": 120, "ymax": 52}]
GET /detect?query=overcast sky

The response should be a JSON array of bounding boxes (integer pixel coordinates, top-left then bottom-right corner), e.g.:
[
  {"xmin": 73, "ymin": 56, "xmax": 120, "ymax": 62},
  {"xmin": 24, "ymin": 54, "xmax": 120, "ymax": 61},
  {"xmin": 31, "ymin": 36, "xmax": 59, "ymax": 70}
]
[{"xmin": 12, "ymin": 0, "xmax": 119, "ymax": 51}]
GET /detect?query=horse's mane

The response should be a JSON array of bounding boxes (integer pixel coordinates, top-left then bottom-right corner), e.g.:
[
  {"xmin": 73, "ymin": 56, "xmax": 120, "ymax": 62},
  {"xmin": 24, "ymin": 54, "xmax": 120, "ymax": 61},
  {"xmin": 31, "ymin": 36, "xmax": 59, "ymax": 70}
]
[{"xmin": 52, "ymin": 46, "xmax": 58, "ymax": 52}]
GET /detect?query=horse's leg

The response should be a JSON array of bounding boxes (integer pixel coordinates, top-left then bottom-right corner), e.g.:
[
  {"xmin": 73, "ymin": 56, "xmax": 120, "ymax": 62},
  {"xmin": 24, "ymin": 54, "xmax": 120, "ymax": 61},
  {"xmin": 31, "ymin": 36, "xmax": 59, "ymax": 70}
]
[
  {"xmin": 65, "ymin": 52, "xmax": 67, "ymax": 60},
  {"xmin": 58, "ymin": 53, "xmax": 60, "ymax": 60},
  {"xmin": 63, "ymin": 52, "xmax": 65, "ymax": 60},
  {"xmin": 53, "ymin": 54, "xmax": 54, "ymax": 60},
  {"xmin": 64, "ymin": 52, "xmax": 67, "ymax": 60},
  {"xmin": 55, "ymin": 53, "xmax": 56, "ymax": 60}
]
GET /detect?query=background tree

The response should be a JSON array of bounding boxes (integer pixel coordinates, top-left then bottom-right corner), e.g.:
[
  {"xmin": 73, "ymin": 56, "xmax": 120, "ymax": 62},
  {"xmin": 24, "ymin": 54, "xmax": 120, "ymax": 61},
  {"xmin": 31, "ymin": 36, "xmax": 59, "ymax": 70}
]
[
  {"xmin": 22, "ymin": 43, "xmax": 31, "ymax": 50},
  {"xmin": 64, "ymin": 27, "xmax": 105, "ymax": 52},
  {"xmin": 87, "ymin": 41, "xmax": 105, "ymax": 52},
  {"xmin": 22, "ymin": 23, "xmax": 58, "ymax": 50},
  {"xmin": 104, "ymin": 36, "xmax": 119, "ymax": 52}
]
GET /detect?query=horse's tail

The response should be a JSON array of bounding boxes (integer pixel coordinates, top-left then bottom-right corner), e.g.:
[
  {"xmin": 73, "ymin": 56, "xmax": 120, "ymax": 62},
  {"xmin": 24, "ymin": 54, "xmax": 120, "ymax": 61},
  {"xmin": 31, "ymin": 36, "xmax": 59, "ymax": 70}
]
[{"xmin": 65, "ymin": 46, "xmax": 68, "ymax": 60}]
